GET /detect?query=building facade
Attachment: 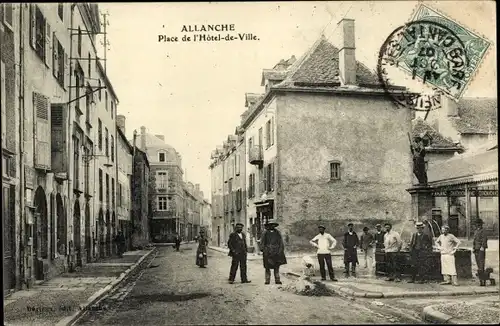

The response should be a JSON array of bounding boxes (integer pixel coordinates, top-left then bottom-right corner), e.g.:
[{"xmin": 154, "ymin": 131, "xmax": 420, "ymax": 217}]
[
  {"xmin": 116, "ymin": 115, "xmax": 133, "ymax": 249},
  {"xmin": 131, "ymin": 145, "xmax": 150, "ymax": 248},
  {"xmin": 209, "ymin": 149, "xmax": 224, "ymax": 246},
  {"xmin": 137, "ymin": 126, "xmax": 184, "ymax": 243}
]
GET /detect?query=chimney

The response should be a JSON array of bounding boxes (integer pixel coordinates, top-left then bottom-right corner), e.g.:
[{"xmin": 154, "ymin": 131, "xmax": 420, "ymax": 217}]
[
  {"xmin": 338, "ymin": 18, "xmax": 356, "ymax": 85},
  {"xmin": 155, "ymin": 134, "xmax": 165, "ymax": 142},
  {"xmin": 441, "ymin": 94, "xmax": 458, "ymax": 117},
  {"xmin": 116, "ymin": 115, "xmax": 126, "ymax": 134},
  {"xmin": 195, "ymin": 184, "xmax": 200, "ymax": 191},
  {"xmin": 140, "ymin": 126, "xmax": 147, "ymax": 150}
]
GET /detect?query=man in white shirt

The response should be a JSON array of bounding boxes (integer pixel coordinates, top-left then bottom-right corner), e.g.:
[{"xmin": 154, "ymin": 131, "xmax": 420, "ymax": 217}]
[
  {"xmin": 310, "ymin": 225, "xmax": 338, "ymax": 281},
  {"xmin": 383, "ymin": 222, "xmax": 402, "ymax": 282}
]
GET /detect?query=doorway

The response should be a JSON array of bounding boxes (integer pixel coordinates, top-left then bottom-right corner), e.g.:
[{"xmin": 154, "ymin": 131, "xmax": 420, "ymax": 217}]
[
  {"xmin": 73, "ymin": 200, "xmax": 81, "ymax": 267},
  {"xmin": 3, "ymin": 184, "xmax": 16, "ymax": 291}
]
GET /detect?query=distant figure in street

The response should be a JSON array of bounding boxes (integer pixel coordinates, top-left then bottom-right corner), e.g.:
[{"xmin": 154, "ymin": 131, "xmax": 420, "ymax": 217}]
[
  {"xmin": 383, "ymin": 223, "xmax": 402, "ymax": 282},
  {"xmin": 114, "ymin": 230, "xmax": 126, "ymax": 258},
  {"xmin": 196, "ymin": 230, "xmax": 209, "ymax": 268},
  {"xmin": 343, "ymin": 223, "xmax": 359, "ymax": 277},
  {"xmin": 310, "ymin": 225, "xmax": 338, "ymax": 281},
  {"xmin": 260, "ymin": 221, "xmax": 287, "ymax": 285},
  {"xmin": 436, "ymin": 225, "xmax": 461, "ymax": 286},
  {"xmin": 374, "ymin": 224, "xmax": 386, "ymax": 252},
  {"xmin": 408, "ymin": 221, "xmax": 433, "ymax": 284},
  {"xmin": 360, "ymin": 226, "xmax": 375, "ymax": 271},
  {"xmin": 227, "ymin": 223, "xmax": 251, "ymax": 284},
  {"xmin": 472, "ymin": 218, "xmax": 488, "ymax": 286},
  {"xmin": 174, "ymin": 234, "xmax": 181, "ymax": 252}
]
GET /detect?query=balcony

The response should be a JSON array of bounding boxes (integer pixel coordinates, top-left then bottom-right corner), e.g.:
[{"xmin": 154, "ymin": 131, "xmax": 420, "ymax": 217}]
[{"xmin": 248, "ymin": 145, "xmax": 263, "ymax": 166}]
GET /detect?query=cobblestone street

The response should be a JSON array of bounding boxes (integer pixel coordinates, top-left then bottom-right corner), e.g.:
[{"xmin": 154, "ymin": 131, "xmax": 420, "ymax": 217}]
[{"xmin": 75, "ymin": 244, "xmax": 420, "ymax": 325}]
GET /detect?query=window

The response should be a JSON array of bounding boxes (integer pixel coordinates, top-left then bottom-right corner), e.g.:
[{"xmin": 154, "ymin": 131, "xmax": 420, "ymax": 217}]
[
  {"xmin": 248, "ymin": 173, "xmax": 255, "ymax": 198},
  {"xmin": 158, "ymin": 196, "xmax": 168, "ymax": 211},
  {"xmin": 85, "ymin": 85, "xmax": 92, "ymax": 125},
  {"xmin": 88, "ymin": 52, "xmax": 92, "ymax": 78},
  {"xmin": 112, "ymin": 178, "xmax": 115, "ymax": 206},
  {"xmin": 52, "ymin": 35, "xmax": 67, "ymax": 87},
  {"xmin": 33, "ymin": 92, "xmax": 51, "ymax": 169},
  {"xmin": 105, "ymin": 91, "xmax": 108, "ymax": 111},
  {"xmin": 330, "ymin": 161, "xmax": 341, "ymax": 180},
  {"xmin": 98, "ymin": 119, "xmax": 102, "ymax": 150},
  {"xmin": 271, "ymin": 117, "xmax": 275, "ymax": 146},
  {"xmin": 84, "ymin": 146, "xmax": 90, "ymax": 194},
  {"xmin": 30, "ymin": 5, "xmax": 49, "ymax": 63},
  {"xmin": 258, "ymin": 128, "xmax": 263, "ymax": 147},
  {"xmin": 118, "ymin": 183, "xmax": 122, "ymax": 207},
  {"xmin": 158, "ymin": 152, "xmax": 166, "ymax": 162},
  {"xmin": 3, "ymin": 4, "xmax": 13, "ymax": 30},
  {"xmin": 265, "ymin": 120, "xmax": 271, "ymax": 149},
  {"xmin": 110, "ymin": 135, "xmax": 114, "ymax": 162},
  {"xmin": 99, "ymin": 169, "xmax": 103, "ymax": 201},
  {"xmin": 235, "ymin": 153, "xmax": 240, "ymax": 176},
  {"xmin": 73, "ymin": 137, "xmax": 79, "ymax": 189},
  {"xmin": 74, "ymin": 65, "xmax": 84, "ymax": 114},
  {"xmin": 105, "ymin": 128, "xmax": 109, "ymax": 157},
  {"xmin": 1, "ymin": 60, "xmax": 5, "ymax": 149},
  {"xmin": 58, "ymin": 4, "xmax": 64, "ymax": 20},
  {"xmin": 106, "ymin": 173, "xmax": 109, "ymax": 204},
  {"xmin": 98, "ymin": 80, "xmax": 102, "ymax": 100},
  {"xmin": 261, "ymin": 166, "xmax": 267, "ymax": 194},
  {"xmin": 266, "ymin": 162, "xmax": 274, "ymax": 192},
  {"xmin": 110, "ymin": 100, "xmax": 114, "ymax": 119},
  {"xmin": 77, "ymin": 26, "xmax": 82, "ymax": 56},
  {"xmin": 156, "ymin": 171, "xmax": 168, "ymax": 189}
]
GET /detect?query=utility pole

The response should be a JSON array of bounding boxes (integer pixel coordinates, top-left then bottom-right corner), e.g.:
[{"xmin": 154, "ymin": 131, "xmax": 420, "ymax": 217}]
[{"xmin": 101, "ymin": 11, "xmax": 110, "ymax": 73}]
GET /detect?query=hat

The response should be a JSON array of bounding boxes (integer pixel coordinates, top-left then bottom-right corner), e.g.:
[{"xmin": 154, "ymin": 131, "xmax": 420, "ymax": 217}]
[
  {"xmin": 415, "ymin": 222, "xmax": 424, "ymax": 227},
  {"xmin": 318, "ymin": 225, "xmax": 326, "ymax": 229},
  {"xmin": 347, "ymin": 223, "xmax": 354, "ymax": 227},
  {"xmin": 235, "ymin": 223, "xmax": 244, "ymax": 227},
  {"xmin": 375, "ymin": 224, "xmax": 382, "ymax": 227},
  {"xmin": 265, "ymin": 221, "xmax": 279, "ymax": 227},
  {"xmin": 475, "ymin": 219, "xmax": 484, "ymax": 225}
]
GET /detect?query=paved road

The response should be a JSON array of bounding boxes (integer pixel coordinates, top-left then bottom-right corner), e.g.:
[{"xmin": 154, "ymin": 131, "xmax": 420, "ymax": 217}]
[{"xmin": 75, "ymin": 244, "xmax": 423, "ymax": 325}]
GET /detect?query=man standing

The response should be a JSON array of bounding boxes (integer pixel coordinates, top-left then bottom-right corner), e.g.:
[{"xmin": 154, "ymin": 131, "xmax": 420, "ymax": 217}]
[
  {"xmin": 384, "ymin": 222, "xmax": 402, "ymax": 282},
  {"xmin": 113, "ymin": 230, "xmax": 126, "ymax": 258},
  {"xmin": 174, "ymin": 233, "xmax": 181, "ymax": 252},
  {"xmin": 360, "ymin": 227, "xmax": 375, "ymax": 271},
  {"xmin": 473, "ymin": 218, "xmax": 488, "ymax": 286},
  {"xmin": 343, "ymin": 223, "xmax": 359, "ymax": 277},
  {"xmin": 374, "ymin": 224, "xmax": 386, "ymax": 252},
  {"xmin": 227, "ymin": 223, "xmax": 251, "ymax": 284},
  {"xmin": 436, "ymin": 225, "xmax": 461, "ymax": 286},
  {"xmin": 408, "ymin": 221, "xmax": 433, "ymax": 283},
  {"xmin": 260, "ymin": 222, "xmax": 287, "ymax": 285},
  {"xmin": 310, "ymin": 225, "xmax": 338, "ymax": 281}
]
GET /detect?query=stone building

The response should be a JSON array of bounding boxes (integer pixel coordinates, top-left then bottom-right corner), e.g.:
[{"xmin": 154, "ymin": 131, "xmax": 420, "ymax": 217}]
[
  {"xmin": 201, "ymin": 199, "xmax": 212, "ymax": 240},
  {"xmin": 183, "ymin": 182, "xmax": 201, "ymax": 241},
  {"xmin": 131, "ymin": 143, "xmax": 150, "ymax": 248},
  {"xmin": 209, "ymin": 131, "xmax": 246, "ymax": 247},
  {"xmin": 116, "ymin": 115, "xmax": 133, "ymax": 249},
  {"xmin": 239, "ymin": 19, "xmax": 413, "ymax": 250}
]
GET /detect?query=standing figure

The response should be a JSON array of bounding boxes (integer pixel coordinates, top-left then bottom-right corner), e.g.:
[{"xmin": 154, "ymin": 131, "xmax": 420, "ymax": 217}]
[
  {"xmin": 435, "ymin": 225, "xmax": 461, "ymax": 286},
  {"xmin": 114, "ymin": 230, "xmax": 126, "ymax": 258},
  {"xmin": 196, "ymin": 230, "xmax": 209, "ymax": 268},
  {"xmin": 383, "ymin": 222, "xmax": 402, "ymax": 282},
  {"xmin": 408, "ymin": 221, "xmax": 433, "ymax": 283},
  {"xmin": 473, "ymin": 218, "xmax": 488, "ymax": 286},
  {"xmin": 410, "ymin": 135, "xmax": 428, "ymax": 185},
  {"xmin": 360, "ymin": 226, "xmax": 375, "ymax": 271},
  {"xmin": 174, "ymin": 233, "xmax": 181, "ymax": 252},
  {"xmin": 374, "ymin": 224, "xmax": 386, "ymax": 252},
  {"xmin": 310, "ymin": 225, "xmax": 338, "ymax": 281},
  {"xmin": 343, "ymin": 223, "xmax": 359, "ymax": 277},
  {"xmin": 227, "ymin": 223, "xmax": 251, "ymax": 284},
  {"xmin": 260, "ymin": 222, "xmax": 287, "ymax": 285}
]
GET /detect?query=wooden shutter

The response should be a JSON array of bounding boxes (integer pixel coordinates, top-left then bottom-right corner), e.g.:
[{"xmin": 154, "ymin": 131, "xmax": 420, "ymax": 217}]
[
  {"xmin": 271, "ymin": 117, "xmax": 275, "ymax": 145},
  {"xmin": 52, "ymin": 33, "xmax": 58, "ymax": 78},
  {"xmin": 1, "ymin": 60, "xmax": 6, "ymax": 149},
  {"xmin": 50, "ymin": 104, "xmax": 66, "ymax": 173},
  {"xmin": 29, "ymin": 4, "xmax": 36, "ymax": 49},
  {"xmin": 261, "ymin": 166, "xmax": 267, "ymax": 194},
  {"xmin": 45, "ymin": 22, "xmax": 51, "ymax": 68},
  {"xmin": 269, "ymin": 163, "xmax": 275, "ymax": 191},
  {"xmin": 34, "ymin": 92, "xmax": 51, "ymax": 170},
  {"xmin": 63, "ymin": 51, "xmax": 69, "ymax": 89}
]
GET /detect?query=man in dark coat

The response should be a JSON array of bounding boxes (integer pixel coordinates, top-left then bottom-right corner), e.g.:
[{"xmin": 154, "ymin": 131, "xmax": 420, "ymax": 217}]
[
  {"xmin": 174, "ymin": 233, "xmax": 181, "ymax": 252},
  {"xmin": 227, "ymin": 223, "xmax": 251, "ymax": 284},
  {"xmin": 343, "ymin": 223, "xmax": 359, "ymax": 277},
  {"xmin": 374, "ymin": 224, "xmax": 386, "ymax": 252},
  {"xmin": 408, "ymin": 221, "xmax": 433, "ymax": 283},
  {"xmin": 260, "ymin": 221, "xmax": 287, "ymax": 285},
  {"xmin": 473, "ymin": 218, "xmax": 488, "ymax": 286},
  {"xmin": 113, "ymin": 230, "xmax": 126, "ymax": 258}
]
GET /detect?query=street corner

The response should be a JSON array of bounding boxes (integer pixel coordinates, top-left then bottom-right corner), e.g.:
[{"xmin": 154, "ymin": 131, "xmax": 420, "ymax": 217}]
[{"xmin": 422, "ymin": 300, "xmax": 500, "ymax": 325}]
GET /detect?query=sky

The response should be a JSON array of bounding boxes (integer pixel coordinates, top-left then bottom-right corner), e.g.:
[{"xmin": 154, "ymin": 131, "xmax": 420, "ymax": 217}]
[{"xmin": 98, "ymin": 1, "xmax": 496, "ymax": 199}]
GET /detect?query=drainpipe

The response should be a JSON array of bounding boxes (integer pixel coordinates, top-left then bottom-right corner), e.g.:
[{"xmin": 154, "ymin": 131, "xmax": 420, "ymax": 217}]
[{"xmin": 18, "ymin": 3, "xmax": 26, "ymax": 289}]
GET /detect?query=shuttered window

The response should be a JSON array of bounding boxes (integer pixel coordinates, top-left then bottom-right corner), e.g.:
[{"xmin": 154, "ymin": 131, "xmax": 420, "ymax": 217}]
[
  {"xmin": 33, "ymin": 92, "xmax": 51, "ymax": 169},
  {"xmin": 1, "ymin": 60, "xmax": 6, "ymax": 149}
]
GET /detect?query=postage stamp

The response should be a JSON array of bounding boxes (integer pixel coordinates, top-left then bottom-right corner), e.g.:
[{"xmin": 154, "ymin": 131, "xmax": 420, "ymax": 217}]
[{"xmin": 377, "ymin": 4, "xmax": 491, "ymax": 111}]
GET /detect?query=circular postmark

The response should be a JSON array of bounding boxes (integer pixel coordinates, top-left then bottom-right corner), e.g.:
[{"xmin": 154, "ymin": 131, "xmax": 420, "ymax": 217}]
[{"xmin": 377, "ymin": 20, "xmax": 470, "ymax": 111}]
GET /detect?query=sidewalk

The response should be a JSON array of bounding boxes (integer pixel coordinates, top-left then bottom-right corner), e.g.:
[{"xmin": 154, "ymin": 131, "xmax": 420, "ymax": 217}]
[
  {"xmin": 422, "ymin": 296, "xmax": 499, "ymax": 324},
  {"xmin": 4, "ymin": 249, "xmax": 156, "ymax": 326}
]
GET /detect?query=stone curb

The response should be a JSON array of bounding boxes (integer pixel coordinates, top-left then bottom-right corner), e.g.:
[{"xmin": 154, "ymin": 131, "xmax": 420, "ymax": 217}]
[
  {"xmin": 55, "ymin": 248, "xmax": 157, "ymax": 326},
  {"xmin": 282, "ymin": 270, "xmax": 499, "ymax": 299},
  {"xmin": 152, "ymin": 241, "xmax": 195, "ymax": 246},
  {"xmin": 421, "ymin": 305, "xmax": 471, "ymax": 324}
]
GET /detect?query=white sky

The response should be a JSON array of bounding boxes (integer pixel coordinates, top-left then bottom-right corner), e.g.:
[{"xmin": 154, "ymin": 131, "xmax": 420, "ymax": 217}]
[{"xmin": 98, "ymin": 1, "xmax": 496, "ymax": 198}]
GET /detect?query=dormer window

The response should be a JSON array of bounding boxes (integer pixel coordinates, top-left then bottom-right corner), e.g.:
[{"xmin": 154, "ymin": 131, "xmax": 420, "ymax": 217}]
[{"xmin": 158, "ymin": 152, "xmax": 166, "ymax": 162}]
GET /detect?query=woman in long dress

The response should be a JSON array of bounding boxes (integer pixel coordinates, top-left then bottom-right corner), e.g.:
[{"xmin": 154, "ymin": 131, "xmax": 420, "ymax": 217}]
[
  {"xmin": 435, "ymin": 225, "xmax": 461, "ymax": 286},
  {"xmin": 196, "ymin": 230, "xmax": 209, "ymax": 268}
]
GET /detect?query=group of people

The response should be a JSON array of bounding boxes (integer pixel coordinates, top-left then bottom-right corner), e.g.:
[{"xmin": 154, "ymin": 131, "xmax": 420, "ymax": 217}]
[{"xmin": 192, "ymin": 217, "xmax": 490, "ymax": 287}]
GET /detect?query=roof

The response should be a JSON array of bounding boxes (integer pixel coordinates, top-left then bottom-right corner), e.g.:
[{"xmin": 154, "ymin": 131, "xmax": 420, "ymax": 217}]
[
  {"xmin": 116, "ymin": 127, "xmax": 133, "ymax": 153},
  {"xmin": 96, "ymin": 60, "xmax": 119, "ymax": 103},
  {"xmin": 260, "ymin": 70, "xmax": 288, "ymax": 86},
  {"xmin": 412, "ymin": 118, "xmax": 464, "ymax": 151},
  {"xmin": 277, "ymin": 36, "xmax": 380, "ymax": 88},
  {"xmin": 427, "ymin": 147, "xmax": 498, "ymax": 183},
  {"xmin": 452, "ymin": 98, "xmax": 497, "ymax": 134},
  {"xmin": 245, "ymin": 93, "xmax": 264, "ymax": 107},
  {"xmin": 142, "ymin": 132, "xmax": 176, "ymax": 150}
]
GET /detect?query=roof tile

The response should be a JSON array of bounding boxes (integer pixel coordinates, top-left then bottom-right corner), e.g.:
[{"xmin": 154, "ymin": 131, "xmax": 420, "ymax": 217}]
[
  {"xmin": 452, "ymin": 98, "xmax": 498, "ymax": 134},
  {"xmin": 412, "ymin": 118, "xmax": 463, "ymax": 150}
]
